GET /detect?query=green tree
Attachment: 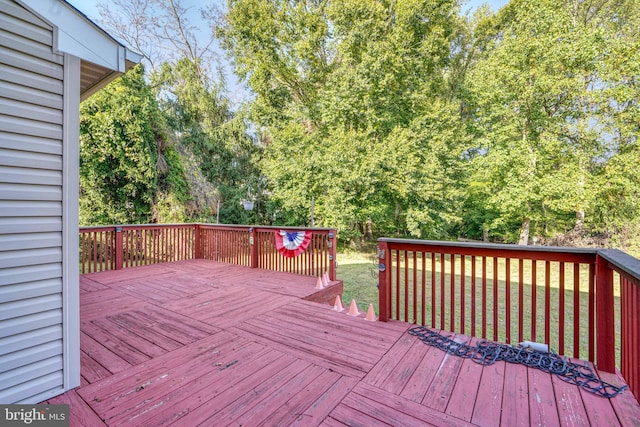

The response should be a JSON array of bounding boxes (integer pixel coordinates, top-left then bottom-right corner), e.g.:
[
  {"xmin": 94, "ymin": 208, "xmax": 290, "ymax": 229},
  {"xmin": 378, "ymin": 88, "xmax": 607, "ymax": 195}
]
[
  {"xmin": 465, "ymin": 0, "xmax": 613, "ymax": 244},
  {"xmin": 95, "ymin": 0, "xmax": 262, "ymax": 225},
  {"xmin": 588, "ymin": 0, "xmax": 640, "ymax": 251},
  {"xmin": 154, "ymin": 58, "xmax": 262, "ymax": 224},
  {"xmin": 80, "ymin": 66, "xmax": 164, "ymax": 224},
  {"xmin": 223, "ymin": 0, "xmax": 464, "ymax": 239}
]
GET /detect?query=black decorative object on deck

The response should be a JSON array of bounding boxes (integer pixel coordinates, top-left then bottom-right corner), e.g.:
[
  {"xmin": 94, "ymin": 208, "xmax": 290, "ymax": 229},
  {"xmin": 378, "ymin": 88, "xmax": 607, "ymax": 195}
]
[{"xmin": 408, "ymin": 326, "xmax": 627, "ymax": 398}]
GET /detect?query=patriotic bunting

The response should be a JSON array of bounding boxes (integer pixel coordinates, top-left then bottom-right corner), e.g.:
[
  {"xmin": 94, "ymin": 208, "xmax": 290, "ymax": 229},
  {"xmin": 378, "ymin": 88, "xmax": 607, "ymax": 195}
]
[{"xmin": 275, "ymin": 230, "xmax": 312, "ymax": 257}]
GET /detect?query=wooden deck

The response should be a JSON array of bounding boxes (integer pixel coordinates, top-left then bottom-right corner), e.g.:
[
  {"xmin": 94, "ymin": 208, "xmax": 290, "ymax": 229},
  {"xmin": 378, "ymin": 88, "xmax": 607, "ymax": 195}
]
[{"xmin": 46, "ymin": 260, "xmax": 640, "ymax": 426}]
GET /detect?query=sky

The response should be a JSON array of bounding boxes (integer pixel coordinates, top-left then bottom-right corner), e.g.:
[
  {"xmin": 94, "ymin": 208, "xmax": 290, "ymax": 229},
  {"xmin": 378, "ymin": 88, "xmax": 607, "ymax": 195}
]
[
  {"xmin": 67, "ymin": 0, "xmax": 510, "ymax": 104},
  {"xmin": 68, "ymin": 0, "xmax": 510, "ymax": 19}
]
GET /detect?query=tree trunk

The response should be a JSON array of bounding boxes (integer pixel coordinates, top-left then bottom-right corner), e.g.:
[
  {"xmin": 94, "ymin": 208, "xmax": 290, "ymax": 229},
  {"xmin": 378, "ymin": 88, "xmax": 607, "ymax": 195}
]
[
  {"xmin": 519, "ymin": 217, "xmax": 530, "ymax": 245},
  {"xmin": 575, "ymin": 209, "xmax": 585, "ymax": 233},
  {"xmin": 365, "ymin": 218, "xmax": 374, "ymax": 240}
]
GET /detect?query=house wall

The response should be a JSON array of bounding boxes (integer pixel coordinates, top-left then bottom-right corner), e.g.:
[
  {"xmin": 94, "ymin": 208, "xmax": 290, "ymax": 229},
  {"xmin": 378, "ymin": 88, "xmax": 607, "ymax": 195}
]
[{"xmin": 0, "ymin": 0, "xmax": 79, "ymax": 403}]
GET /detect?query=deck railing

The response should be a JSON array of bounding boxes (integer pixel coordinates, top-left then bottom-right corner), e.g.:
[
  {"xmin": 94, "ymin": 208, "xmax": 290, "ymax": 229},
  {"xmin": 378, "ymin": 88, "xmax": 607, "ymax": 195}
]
[
  {"xmin": 377, "ymin": 238, "xmax": 640, "ymax": 402},
  {"xmin": 79, "ymin": 223, "xmax": 337, "ymax": 280},
  {"xmin": 198, "ymin": 225, "xmax": 337, "ymax": 279}
]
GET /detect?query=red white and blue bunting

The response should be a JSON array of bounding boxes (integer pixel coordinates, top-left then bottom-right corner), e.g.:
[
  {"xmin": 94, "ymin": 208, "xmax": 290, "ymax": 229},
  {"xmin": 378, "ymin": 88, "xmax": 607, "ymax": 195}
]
[{"xmin": 275, "ymin": 230, "xmax": 312, "ymax": 258}]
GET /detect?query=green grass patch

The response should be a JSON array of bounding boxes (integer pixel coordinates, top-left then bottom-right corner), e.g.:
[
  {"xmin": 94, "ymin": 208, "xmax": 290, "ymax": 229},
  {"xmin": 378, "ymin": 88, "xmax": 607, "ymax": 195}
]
[{"xmin": 335, "ymin": 250, "xmax": 380, "ymax": 313}]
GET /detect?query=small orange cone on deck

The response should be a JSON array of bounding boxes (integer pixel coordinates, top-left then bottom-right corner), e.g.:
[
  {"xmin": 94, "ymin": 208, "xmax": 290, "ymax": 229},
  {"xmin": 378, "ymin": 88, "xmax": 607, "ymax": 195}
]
[
  {"xmin": 324, "ymin": 271, "xmax": 331, "ymax": 286},
  {"xmin": 364, "ymin": 304, "xmax": 377, "ymax": 321},
  {"xmin": 315, "ymin": 276, "xmax": 324, "ymax": 289},
  {"xmin": 347, "ymin": 299, "xmax": 360, "ymax": 316},
  {"xmin": 333, "ymin": 295, "xmax": 345, "ymax": 312}
]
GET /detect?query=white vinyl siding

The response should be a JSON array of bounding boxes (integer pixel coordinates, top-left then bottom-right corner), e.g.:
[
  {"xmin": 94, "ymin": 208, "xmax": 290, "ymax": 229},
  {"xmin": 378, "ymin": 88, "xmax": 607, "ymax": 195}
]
[{"xmin": 0, "ymin": 0, "xmax": 66, "ymax": 404}]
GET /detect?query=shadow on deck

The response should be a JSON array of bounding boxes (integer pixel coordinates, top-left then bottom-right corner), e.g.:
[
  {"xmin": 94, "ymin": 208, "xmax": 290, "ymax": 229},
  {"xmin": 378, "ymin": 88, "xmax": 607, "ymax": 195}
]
[{"xmin": 46, "ymin": 260, "xmax": 640, "ymax": 426}]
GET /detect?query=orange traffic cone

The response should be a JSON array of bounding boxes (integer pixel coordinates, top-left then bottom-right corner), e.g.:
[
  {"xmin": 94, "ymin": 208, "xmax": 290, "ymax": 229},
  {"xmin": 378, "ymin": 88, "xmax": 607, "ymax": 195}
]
[
  {"xmin": 324, "ymin": 271, "xmax": 331, "ymax": 285},
  {"xmin": 347, "ymin": 299, "xmax": 360, "ymax": 316},
  {"xmin": 333, "ymin": 295, "xmax": 345, "ymax": 312},
  {"xmin": 364, "ymin": 304, "xmax": 377, "ymax": 321},
  {"xmin": 315, "ymin": 276, "xmax": 324, "ymax": 290},
  {"xmin": 321, "ymin": 273, "xmax": 329, "ymax": 288}
]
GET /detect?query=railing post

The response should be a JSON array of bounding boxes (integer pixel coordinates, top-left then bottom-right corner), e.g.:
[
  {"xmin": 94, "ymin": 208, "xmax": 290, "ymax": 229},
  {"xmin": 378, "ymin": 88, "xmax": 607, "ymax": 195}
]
[
  {"xmin": 378, "ymin": 240, "xmax": 390, "ymax": 322},
  {"xmin": 194, "ymin": 224, "xmax": 201, "ymax": 259},
  {"xmin": 595, "ymin": 253, "xmax": 615, "ymax": 372},
  {"xmin": 249, "ymin": 227, "xmax": 258, "ymax": 268},
  {"xmin": 115, "ymin": 227, "xmax": 123, "ymax": 270},
  {"xmin": 328, "ymin": 230, "xmax": 337, "ymax": 281}
]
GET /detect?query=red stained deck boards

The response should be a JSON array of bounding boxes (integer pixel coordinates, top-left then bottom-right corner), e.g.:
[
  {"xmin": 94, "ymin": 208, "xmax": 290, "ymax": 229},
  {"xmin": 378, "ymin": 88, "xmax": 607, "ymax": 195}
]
[{"xmin": 43, "ymin": 260, "xmax": 639, "ymax": 426}]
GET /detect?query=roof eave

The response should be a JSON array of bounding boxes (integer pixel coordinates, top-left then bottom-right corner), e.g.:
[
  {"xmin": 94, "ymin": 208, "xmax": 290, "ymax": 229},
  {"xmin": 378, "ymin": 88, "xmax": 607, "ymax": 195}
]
[{"xmin": 17, "ymin": 0, "xmax": 142, "ymax": 97}]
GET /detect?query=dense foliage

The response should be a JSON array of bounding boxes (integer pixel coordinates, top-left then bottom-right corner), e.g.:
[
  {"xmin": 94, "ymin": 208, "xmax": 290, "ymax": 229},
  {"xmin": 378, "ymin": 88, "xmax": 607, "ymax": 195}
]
[
  {"xmin": 80, "ymin": 0, "xmax": 640, "ymax": 252},
  {"xmin": 80, "ymin": 66, "xmax": 162, "ymax": 224}
]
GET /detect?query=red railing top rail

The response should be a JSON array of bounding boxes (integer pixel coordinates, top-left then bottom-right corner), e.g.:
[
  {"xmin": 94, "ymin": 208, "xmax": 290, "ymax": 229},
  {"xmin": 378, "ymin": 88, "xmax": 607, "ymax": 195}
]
[
  {"xmin": 598, "ymin": 248, "xmax": 640, "ymax": 286},
  {"xmin": 80, "ymin": 223, "xmax": 198, "ymax": 230},
  {"xmin": 379, "ymin": 238, "xmax": 598, "ymax": 263},
  {"xmin": 79, "ymin": 225, "xmax": 124, "ymax": 232},
  {"xmin": 80, "ymin": 223, "xmax": 337, "ymax": 233},
  {"xmin": 200, "ymin": 224, "xmax": 337, "ymax": 232},
  {"xmin": 379, "ymin": 237, "xmax": 599, "ymax": 255}
]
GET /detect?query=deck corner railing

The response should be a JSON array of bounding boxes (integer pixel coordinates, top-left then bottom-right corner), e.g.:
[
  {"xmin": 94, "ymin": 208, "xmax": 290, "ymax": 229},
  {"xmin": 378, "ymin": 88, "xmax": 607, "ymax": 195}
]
[
  {"xmin": 377, "ymin": 238, "xmax": 640, "ymax": 402},
  {"xmin": 79, "ymin": 223, "xmax": 337, "ymax": 280},
  {"xmin": 196, "ymin": 224, "xmax": 337, "ymax": 279},
  {"xmin": 597, "ymin": 249, "xmax": 640, "ymax": 401}
]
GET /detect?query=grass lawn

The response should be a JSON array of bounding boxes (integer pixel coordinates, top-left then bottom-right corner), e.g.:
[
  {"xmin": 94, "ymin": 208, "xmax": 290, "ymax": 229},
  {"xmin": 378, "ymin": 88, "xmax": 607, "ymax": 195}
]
[{"xmin": 335, "ymin": 250, "xmax": 380, "ymax": 313}]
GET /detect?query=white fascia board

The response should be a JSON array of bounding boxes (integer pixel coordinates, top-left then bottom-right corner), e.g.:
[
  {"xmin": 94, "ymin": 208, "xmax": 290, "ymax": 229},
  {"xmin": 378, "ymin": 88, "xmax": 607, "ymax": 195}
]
[
  {"xmin": 18, "ymin": 0, "xmax": 129, "ymax": 72},
  {"xmin": 126, "ymin": 49, "xmax": 144, "ymax": 65}
]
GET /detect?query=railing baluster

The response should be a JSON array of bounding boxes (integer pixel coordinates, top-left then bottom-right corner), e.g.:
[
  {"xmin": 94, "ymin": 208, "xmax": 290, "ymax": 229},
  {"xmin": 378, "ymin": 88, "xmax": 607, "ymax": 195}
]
[
  {"xmin": 413, "ymin": 251, "xmax": 417, "ymax": 324},
  {"xmin": 518, "ymin": 259, "xmax": 524, "ymax": 343},
  {"xmin": 545, "ymin": 260, "xmax": 551, "ymax": 346},
  {"xmin": 308, "ymin": 234, "xmax": 314, "ymax": 276},
  {"xmin": 589, "ymin": 262, "xmax": 595, "ymax": 362},
  {"xmin": 98, "ymin": 231, "xmax": 102, "ymax": 271},
  {"xmin": 505, "ymin": 258, "xmax": 511, "ymax": 344},
  {"xmin": 573, "ymin": 263, "xmax": 580, "ymax": 358},
  {"xmin": 440, "ymin": 253, "xmax": 445, "ymax": 331},
  {"xmin": 431, "ymin": 252, "xmax": 436, "ymax": 328},
  {"xmin": 559, "ymin": 261, "xmax": 565, "ymax": 355},
  {"xmin": 92, "ymin": 231, "xmax": 97, "ymax": 272},
  {"xmin": 421, "ymin": 252, "xmax": 426, "ymax": 326},
  {"xmin": 170, "ymin": 228, "xmax": 180, "ymax": 261},
  {"xmin": 80, "ymin": 233, "xmax": 85, "ymax": 274},
  {"xmin": 461, "ymin": 255, "xmax": 466, "ymax": 335},
  {"xmin": 622, "ymin": 277, "xmax": 629, "ymax": 393},
  {"xmin": 450, "ymin": 254, "xmax": 455, "ymax": 332},
  {"xmin": 531, "ymin": 260, "xmax": 537, "ymax": 342},
  {"xmin": 99, "ymin": 231, "xmax": 104, "ymax": 271},
  {"xmin": 482, "ymin": 256, "xmax": 487, "ymax": 340},
  {"xmin": 175, "ymin": 227, "xmax": 179, "ymax": 262},
  {"xmin": 493, "ymin": 256, "xmax": 498, "ymax": 341},
  {"xmin": 396, "ymin": 249, "xmax": 401, "ymax": 320},
  {"xmin": 404, "ymin": 250, "xmax": 409, "ymax": 323},
  {"xmin": 471, "ymin": 255, "xmax": 476, "ymax": 337}
]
